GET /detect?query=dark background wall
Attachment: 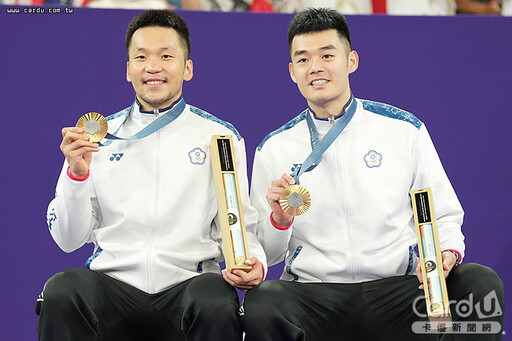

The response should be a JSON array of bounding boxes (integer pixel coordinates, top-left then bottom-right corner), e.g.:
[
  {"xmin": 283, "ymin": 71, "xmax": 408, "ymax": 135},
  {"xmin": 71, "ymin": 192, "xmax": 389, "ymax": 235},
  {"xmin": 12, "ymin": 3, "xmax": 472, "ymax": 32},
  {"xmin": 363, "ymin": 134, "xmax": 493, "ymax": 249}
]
[{"xmin": 1, "ymin": 6, "xmax": 510, "ymax": 339}]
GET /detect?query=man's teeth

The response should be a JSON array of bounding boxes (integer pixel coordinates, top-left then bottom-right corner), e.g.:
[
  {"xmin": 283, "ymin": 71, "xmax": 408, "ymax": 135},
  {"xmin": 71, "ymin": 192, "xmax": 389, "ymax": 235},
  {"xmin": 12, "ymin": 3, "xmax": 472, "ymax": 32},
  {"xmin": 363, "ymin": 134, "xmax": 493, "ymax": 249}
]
[
  {"xmin": 146, "ymin": 80, "xmax": 164, "ymax": 85},
  {"xmin": 312, "ymin": 80, "xmax": 328, "ymax": 85}
]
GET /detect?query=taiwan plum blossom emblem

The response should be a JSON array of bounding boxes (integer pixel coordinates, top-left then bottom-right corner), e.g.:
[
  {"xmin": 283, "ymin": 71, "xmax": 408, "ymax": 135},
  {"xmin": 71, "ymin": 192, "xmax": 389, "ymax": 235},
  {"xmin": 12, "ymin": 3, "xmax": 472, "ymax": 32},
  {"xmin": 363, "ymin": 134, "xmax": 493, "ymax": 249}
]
[
  {"xmin": 364, "ymin": 150, "xmax": 382, "ymax": 168},
  {"xmin": 189, "ymin": 148, "xmax": 207, "ymax": 165}
]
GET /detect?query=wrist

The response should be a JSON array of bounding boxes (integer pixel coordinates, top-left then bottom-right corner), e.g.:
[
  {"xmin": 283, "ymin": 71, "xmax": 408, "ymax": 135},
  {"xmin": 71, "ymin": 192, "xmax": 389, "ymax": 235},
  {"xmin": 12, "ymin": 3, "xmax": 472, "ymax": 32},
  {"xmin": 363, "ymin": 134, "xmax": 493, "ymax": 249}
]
[
  {"xmin": 67, "ymin": 167, "xmax": 90, "ymax": 181},
  {"xmin": 442, "ymin": 249, "xmax": 461, "ymax": 265},
  {"xmin": 270, "ymin": 211, "xmax": 294, "ymax": 230}
]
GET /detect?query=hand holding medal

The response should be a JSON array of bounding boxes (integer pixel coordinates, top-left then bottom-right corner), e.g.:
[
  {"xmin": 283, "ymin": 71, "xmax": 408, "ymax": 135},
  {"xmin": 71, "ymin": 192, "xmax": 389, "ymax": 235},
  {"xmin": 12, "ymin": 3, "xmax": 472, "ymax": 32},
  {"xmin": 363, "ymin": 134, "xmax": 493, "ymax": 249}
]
[
  {"xmin": 58, "ymin": 113, "xmax": 106, "ymax": 179},
  {"xmin": 266, "ymin": 173, "xmax": 310, "ymax": 231}
]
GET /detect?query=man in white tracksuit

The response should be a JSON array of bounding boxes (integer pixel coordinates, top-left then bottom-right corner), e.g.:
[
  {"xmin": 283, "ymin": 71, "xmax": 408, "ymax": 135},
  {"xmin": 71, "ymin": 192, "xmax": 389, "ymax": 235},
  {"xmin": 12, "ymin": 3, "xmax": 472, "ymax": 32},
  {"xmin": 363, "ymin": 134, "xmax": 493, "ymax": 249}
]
[
  {"xmin": 242, "ymin": 8, "xmax": 504, "ymax": 341},
  {"xmin": 37, "ymin": 10, "xmax": 266, "ymax": 341}
]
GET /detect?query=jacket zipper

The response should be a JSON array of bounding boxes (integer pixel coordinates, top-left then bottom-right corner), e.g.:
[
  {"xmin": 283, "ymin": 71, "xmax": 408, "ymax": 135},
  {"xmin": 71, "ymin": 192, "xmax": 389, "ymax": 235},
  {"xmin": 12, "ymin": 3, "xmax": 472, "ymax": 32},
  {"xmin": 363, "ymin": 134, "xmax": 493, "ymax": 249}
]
[
  {"xmin": 334, "ymin": 136, "xmax": 358, "ymax": 281},
  {"xmin": 147, "ymin": 110, "xmax": 161, "ymax": 293}
]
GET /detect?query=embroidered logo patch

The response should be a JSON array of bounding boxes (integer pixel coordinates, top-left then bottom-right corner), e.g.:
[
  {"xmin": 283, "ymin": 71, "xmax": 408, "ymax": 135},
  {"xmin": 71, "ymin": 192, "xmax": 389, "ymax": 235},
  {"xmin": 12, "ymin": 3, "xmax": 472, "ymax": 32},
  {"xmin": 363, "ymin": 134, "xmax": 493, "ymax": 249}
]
[
  {"xmin": 189, "ymin": 148, "xmax": 207, "ymax": 165},
  {"xmin": 110, "ymin": 153, "xmax": 124, "ymax": 161},
  {"xmin": 364, "ymin": 150, "xmax": 382, "ymax": 168}
]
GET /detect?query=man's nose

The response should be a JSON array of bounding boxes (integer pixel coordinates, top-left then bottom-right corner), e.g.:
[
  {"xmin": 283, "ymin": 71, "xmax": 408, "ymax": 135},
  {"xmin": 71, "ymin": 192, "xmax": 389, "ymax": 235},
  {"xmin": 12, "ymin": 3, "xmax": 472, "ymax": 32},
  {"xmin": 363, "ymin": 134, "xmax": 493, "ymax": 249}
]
[
  {"xmin": 145, "ymin": 58, "xmax": 163, "ymax": 72},
  {"xmin": 310, "ymin": 57, "xmax": 323, "ymax": 73}
]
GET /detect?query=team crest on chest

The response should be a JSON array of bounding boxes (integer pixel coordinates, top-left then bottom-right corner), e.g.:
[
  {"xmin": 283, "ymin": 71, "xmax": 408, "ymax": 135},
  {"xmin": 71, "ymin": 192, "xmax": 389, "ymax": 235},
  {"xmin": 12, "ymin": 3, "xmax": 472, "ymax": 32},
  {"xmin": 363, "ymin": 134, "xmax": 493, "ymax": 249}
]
[
  {"xmin": 364, "ymin": 150, "xmax": 382, "ymax": 168},
  {"xmin": 189, "ymin": 147, "xmax": 207, "ymax": 165}
]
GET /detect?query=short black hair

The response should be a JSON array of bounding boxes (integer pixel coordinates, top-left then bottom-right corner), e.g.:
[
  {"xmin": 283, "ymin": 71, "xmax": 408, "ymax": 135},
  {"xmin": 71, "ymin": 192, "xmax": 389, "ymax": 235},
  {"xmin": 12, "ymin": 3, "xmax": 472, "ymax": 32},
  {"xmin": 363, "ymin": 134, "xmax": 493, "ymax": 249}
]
[
  {"xmin": 125, "ymin": 10, "xmax": 191, "ymax": 60},
  {"xmin": 288, "ymin": 8, "xmax": 352, "ymax": 55}
]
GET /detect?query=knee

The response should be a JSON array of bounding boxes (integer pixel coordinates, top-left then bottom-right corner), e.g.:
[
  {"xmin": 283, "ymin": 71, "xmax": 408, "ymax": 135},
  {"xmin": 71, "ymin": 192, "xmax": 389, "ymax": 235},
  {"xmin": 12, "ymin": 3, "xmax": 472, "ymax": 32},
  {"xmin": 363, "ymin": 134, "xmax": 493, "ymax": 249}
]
[
  {"xmin": 450, "ymin": 263, "xmax": 504, "ymax": 298},
  {"xmin": 197, "ymin": 293, "xmax": 238, "ymax": 320},
  {"xmin": 242, "ymin": 281, "xmax": 298, "ymax": 337},
  {"xmin": 42, "ymin": 268, "xmax": 95, "ymax": 305},
  {"xmin": 243, "ymin": 281, "xmax": 287, "ymax": 318},
  {"xmin": 184, "ymin": 274, "xmax": 239, "ymax": 321}
]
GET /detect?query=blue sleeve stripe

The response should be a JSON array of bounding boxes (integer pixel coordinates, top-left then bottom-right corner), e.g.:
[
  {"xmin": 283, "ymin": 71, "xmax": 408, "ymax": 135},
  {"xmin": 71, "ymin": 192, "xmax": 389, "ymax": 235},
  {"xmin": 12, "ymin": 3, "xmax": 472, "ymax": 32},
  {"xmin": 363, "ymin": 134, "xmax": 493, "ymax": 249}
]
[
  {"xmin": 85, "ymin": 247, "xmax": 103, "ymax": 268},
  {"xmin": 361, "ymin": 100, "xmax": 422, "ymax": 130},
  {"xmin": 189, "ymin": 106, "xmax": 242, "ymax": 141},
  {"xmin": 257, "ymin": 109, "xmax": 309, "ymax": 151}
]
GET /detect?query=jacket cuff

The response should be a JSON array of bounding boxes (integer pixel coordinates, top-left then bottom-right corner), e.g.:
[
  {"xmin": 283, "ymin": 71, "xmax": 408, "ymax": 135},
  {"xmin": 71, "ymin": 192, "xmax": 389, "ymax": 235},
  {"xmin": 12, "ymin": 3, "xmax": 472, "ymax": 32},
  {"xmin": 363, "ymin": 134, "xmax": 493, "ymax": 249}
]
[
  {"xmin": 67, "ymin": 167, "xmax": 90, "ymax": 181},
  {"xmin": 270, "ymin": 212, "xmax": 294, "ymax": 230}
]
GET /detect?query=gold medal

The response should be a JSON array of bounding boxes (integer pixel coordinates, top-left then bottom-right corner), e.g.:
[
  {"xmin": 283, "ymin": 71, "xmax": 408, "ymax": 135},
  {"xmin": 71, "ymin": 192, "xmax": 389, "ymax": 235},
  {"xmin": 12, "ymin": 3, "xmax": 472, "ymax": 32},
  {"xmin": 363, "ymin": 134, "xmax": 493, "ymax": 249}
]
[
  {"xmin": 279, "ymin": 184, "xmax": 311, "ymax": 216},
  {"xmin": 76, "ymin": 112, "xmax": 108, "ymax": 143}
]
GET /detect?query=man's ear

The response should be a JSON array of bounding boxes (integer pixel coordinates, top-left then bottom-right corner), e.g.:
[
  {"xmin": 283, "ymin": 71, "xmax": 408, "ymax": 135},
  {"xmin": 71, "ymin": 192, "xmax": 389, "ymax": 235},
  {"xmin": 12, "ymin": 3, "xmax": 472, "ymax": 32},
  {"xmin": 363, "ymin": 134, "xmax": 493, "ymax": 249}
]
[
  {"xmin": 348, "ymin": 50, "xmax": 359, "ymax": 74},
  {"xmin": 289, "ymin": 62, "xmax": 297, "ymax": 84},
  {"xmin": 183, "ymin": 59, "xmax": 193, "ymax": 82},
  {"xmin": 126, "ymin": 61, "xmax": 132, "ymax": 83}
]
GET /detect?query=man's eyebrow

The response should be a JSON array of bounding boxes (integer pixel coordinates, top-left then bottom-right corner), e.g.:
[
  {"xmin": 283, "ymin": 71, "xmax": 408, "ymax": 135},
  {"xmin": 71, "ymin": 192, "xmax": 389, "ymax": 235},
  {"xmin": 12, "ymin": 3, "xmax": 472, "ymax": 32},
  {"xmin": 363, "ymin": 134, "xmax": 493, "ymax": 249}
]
[
  {"xmin": 293, "ymin": 44, "xmax": 337, "ymax": 57},
  {"xmin": 320, "ymin": 44, "xmax": 337, "ymax": 51},
  {"xmin": 132, "ymin": 47, "xmax": 175, "ymax": 53},
  {"xmin": 293, "ymin": 49, "xmax": 305, "ymax": 57}
]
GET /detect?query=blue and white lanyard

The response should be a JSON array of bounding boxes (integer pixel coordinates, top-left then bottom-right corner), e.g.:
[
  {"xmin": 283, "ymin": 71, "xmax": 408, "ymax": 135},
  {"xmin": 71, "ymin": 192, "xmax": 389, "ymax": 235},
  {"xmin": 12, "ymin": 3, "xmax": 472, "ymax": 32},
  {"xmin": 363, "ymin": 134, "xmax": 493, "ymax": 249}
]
[
  {"xmin": 100, "ymin": 97, "xmax": 186, "ymax": 147},
  {"xmin": 290, "ymin": 95, "xmax": 357, "ymax": 185}
]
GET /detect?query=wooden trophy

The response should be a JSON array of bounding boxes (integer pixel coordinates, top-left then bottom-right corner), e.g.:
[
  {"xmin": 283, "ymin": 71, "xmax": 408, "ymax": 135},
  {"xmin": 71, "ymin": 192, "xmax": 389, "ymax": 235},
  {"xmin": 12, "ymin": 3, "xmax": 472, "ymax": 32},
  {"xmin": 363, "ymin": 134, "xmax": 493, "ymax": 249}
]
[
  {"xmin": 411, "ymin": 188, "xmax": 452, "ymax": 327},
  {"xmin": 210, "ymin": 135, "xmax": 251, "ymax": 272}
]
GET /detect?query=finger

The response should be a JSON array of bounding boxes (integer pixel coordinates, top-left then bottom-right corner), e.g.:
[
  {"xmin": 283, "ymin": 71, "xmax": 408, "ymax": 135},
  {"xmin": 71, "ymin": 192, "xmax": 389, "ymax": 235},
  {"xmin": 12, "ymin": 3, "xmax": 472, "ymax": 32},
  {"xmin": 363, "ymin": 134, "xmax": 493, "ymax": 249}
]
[
  {"xmin": 66, "ymin": 138, "xmax": 99, "ymax": 150},
  {"xmin": 442, "ymin": 261, "xmax": 452, "ymax": 278},
  {"xmin": 271, "ymin": 175, "xmax": 294, "ymax": 190},
  {"xmin": 416, "ymin": 263, "xmax": 424, "ymax": 290},
  {"xmin": 66, "ymin": 147, "xmax": 99, "ymax": 161},
  {"xmin": 245, "ymin": 257, "xmax": 263, "ymax": 281},
  {"xmin": 415, "ymin": 264, "xmax": 423, "ymax": 284},
  {"xmin": 233, "ymin": 269, "xmax": 252, "ymax": 282},
  {"xmin": 268, "ymin": 185, "xmax": 286, "ymax": 195},
  {"xmin": 245, "ymin": 256, "xmax": 259, "ymax": 267},
  {"xmin": 62, "ymin": 127, "xmax": 84, "ymax": 138},
  {"xmin": 443, "ymin": 261, "xmax": 450, "ymax": 271},
  {"xmin": 62, "ymin": 141, "xmax": 100, "ymax": 157},
  {"xmin": 224, "ymin": 268, "xmax": 251, "ymax": 285},
  {"xmin": 269, "ymin": 180, "xmax": 288, "ymax": 191},
  {"xmin": 266, "ymin": 188, "xmax": 284, "ymax": 202},
  {"xmin": 62, "ymin": 132, "xmax": 88, "ymax": 147},
  {"xmin": 222, "ymin": 269, "xmax": 237, "ymax": 286},
  {"xmin": 281, "ymin": 173, "xmax": 295, "ymax": 185},
  {"xmin": 61, "ymin": 134, "xmax": 96, "ymax": 154},
  {"xmin": 229, "ymin": 275, "xmax": 255, "ymax": 290}
]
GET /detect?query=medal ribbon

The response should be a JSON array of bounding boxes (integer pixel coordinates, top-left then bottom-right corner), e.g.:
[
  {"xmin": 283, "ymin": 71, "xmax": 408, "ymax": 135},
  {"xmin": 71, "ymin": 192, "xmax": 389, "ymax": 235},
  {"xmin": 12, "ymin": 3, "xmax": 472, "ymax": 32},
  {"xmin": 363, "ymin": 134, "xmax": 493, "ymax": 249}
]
[
  {"xmin": 291, "ymin": 95, "xmax": 357, "ymax": 184},
  {"xmin": 100, "ymin": 97, "xmax": 186, "ymax": 147}
]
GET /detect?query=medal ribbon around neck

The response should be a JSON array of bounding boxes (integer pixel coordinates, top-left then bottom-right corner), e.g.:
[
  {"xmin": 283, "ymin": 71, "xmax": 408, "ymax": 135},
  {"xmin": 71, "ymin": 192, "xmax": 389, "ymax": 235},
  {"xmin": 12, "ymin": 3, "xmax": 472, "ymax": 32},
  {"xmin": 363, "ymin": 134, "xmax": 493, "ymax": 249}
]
[
  {"xmin": 280, "ymin": 95, "xmax": 357, "ymax": 216},
  {"xmin": 76, "ymin": 97, "xmax": 186, "ymax": 146}
]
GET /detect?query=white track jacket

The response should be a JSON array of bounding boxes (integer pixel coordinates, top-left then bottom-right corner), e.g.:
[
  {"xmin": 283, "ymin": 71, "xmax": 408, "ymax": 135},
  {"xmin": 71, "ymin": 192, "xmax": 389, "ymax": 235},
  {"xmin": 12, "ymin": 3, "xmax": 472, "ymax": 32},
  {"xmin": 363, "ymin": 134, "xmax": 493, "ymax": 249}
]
[
  {"xmin": 251, "ymin": 97, "xmax": 464, "ymax": 283},
  {"xmin": 47, "ymin": 98, "xmax": 266, "ymax": 294}
]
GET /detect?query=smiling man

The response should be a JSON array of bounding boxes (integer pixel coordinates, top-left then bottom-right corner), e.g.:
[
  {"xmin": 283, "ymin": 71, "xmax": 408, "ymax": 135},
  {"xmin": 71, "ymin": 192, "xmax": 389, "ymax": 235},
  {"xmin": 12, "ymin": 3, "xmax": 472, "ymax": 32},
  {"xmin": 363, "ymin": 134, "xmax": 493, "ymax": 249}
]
[
  {"xmin": 126, "ymin": 25, "xmax": 192, "ymax": 112},
  {"xmin": 242, "ymin": 8, "xmax": 504, "ymax": 341},
  {"xmin": 36, "ymin": 10, "xmax": 266, "ymax": 341}
]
